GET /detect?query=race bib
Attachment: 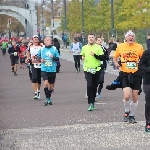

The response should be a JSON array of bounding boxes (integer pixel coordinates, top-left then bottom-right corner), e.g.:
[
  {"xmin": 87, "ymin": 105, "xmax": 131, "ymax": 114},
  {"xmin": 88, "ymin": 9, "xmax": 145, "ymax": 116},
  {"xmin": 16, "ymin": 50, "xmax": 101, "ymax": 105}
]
[
  {"xmin": 126, "ymin": 62, "xmax": 137, "ymax": 69},
  {"xmin": 73, "ymin": 49, "xmax": 80, "ymax": 54},
  {"xmin": 34, "ymin": 63, "xmax": 41, "ymax": 68},
  {"xmin": 100, "ymin": 61, "xmax": 103, "ymax": 65},
  {"xmin": 45, "ymin": 60, "xmax": 52, "ymax": 67},
  {"xmin": 87, "ymin": 68, "xmax": 96, "ymax": 74},
  {"xmin": 14, "ymin": 52, "xmax": 18, "ymax": 56}
]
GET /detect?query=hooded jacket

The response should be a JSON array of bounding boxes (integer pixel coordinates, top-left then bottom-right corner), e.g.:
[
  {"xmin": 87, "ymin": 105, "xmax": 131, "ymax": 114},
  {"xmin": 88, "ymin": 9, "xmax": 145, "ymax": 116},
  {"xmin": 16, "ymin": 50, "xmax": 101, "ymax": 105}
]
[{"xmin": 139, "ymin": 49, "xmax": 150, "ymax": 85}]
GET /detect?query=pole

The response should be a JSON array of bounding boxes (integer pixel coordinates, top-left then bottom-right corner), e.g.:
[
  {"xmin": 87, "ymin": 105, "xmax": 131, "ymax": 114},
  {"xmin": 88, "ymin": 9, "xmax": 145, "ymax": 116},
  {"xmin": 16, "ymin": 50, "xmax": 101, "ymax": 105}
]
[
  {"xmin": 110, "ymin": 0, "xmax": 114, "ymax": 37},
  {"xmin": 42, "ymin": 0, "xmax": 44, "ymax": 38},
  {"xmin": 9, "ymin": 30, "xmax": 11, "ymax": 42},
  {"xmin": 51, "ymin": 0, "xmax": 54, "ymax": 44},
  {"xmin": 64, "ymin": 0, "xmax": 67, "ymax": 32},
  {"xmin": 82, "ymin": 0, "xmax": 85, "ymax": 45}
]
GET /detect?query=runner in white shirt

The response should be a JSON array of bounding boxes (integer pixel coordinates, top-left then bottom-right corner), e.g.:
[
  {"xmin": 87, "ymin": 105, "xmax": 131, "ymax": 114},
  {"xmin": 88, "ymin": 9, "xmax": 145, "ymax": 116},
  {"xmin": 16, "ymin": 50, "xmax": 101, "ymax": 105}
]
[
  {"xmin": 26, "ymin": 35, "xmax": 43, "ymax": 99},
  {"xmin": 70, "ymin": 37, "xmax": 82, "ymax": 72}
]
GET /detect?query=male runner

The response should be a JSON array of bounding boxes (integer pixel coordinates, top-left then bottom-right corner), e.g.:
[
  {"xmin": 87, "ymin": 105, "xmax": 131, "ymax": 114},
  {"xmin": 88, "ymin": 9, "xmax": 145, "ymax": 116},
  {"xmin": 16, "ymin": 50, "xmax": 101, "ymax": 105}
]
[
  {"xmin": 8, "ymin": 40, "xmax": 21, "ymax": 76},
  {"xmin": 81, "ymin": 34, "xmax": 104, "ymax": 111},
  {"xmin": 96, "ymin": 37, "xmax": 109, "ymax": 98},
  {"xmin": 70, "ymin": 37, "xmax": 82, "ymax": 72},
  {"xmin": 38, "ymin": 36, "xmax": 60, "ymax": 106},
  {"xmin": 26, "ymin": 35, "xmax": 43, "ymax": 99},
  {"xmin": 113, "ymin": 30, "xmax": 144, "ymax": 123},
  {"xmin": 1, "ymin": 40, "xmax": 8, "ymax": 56}
]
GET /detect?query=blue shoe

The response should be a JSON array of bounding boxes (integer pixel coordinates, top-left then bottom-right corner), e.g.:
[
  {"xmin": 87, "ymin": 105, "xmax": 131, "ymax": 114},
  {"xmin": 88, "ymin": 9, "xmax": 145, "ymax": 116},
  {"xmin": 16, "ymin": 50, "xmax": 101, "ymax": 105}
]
[
  {"xmin": 44, "ymin": 98, "xmax": 52, "ymax": 106},
  {"xmin": 96, "ymin": 93, "xmax": 102, "ymax": 99}
]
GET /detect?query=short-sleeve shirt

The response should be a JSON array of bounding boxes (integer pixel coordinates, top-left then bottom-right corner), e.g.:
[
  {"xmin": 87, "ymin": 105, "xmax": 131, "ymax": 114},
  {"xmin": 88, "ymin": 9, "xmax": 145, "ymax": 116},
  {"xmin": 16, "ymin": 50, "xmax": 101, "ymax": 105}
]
[
  {"xmin": 113, "ymin": 42, "xmax": 144, "ymax": 73},
  {"xmin": 80, "ymin": 44, "xmax": 104, "ymax": 71}
]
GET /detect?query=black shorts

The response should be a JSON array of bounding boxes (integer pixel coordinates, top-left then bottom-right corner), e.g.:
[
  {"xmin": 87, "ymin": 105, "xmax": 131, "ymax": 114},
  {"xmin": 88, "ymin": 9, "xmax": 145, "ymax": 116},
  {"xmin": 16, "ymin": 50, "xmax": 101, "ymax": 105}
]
[
  {"xmin": 41, "ymin": 72, "xmax": 56, "ymax": 84},
  {"xmin": 20, "ymin": 58, "xmax": 25, "ymax": 63},
  {"xmin": 11, "ymin": 59, "xmax": 19, "ymax": 66},
  {"xmin": 121, "ymin": 76, "xmax": 142, "ymax": 90},
  {"xmin": 73, "ymin": 55, "xmax": 81, "ymax": 62}
]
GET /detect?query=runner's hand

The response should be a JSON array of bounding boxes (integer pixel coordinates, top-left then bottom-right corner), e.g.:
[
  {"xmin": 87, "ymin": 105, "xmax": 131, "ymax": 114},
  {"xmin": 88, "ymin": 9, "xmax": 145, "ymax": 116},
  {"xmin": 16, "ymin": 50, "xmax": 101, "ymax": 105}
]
[
  {"xmin": 41, "ymin": 58, "xmax": 45, "ymax": 62},
  {"xmin": 50, "ymin": 54, "xmax": 54, "ymax": 58},
  {"xmin": 115, "ymin": 62, "xmax": 120, "ymax": 67},
  {"xmin": 90, "ymin": 52, "xmax": 94, "ymax": 56}
]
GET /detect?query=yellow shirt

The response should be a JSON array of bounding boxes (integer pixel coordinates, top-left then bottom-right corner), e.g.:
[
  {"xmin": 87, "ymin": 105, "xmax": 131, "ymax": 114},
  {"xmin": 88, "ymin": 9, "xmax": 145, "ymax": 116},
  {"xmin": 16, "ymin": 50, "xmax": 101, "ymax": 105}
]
[{"xmin": 113, "ymin": 42, "xmax": 144, "ymax": 73}]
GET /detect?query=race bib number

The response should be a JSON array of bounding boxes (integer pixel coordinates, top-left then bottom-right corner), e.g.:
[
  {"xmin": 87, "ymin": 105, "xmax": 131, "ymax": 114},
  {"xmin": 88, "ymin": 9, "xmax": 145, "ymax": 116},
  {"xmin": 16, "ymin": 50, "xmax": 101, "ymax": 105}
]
[
  {"xmin": 34, "ymin": 63, "xmax": 41, "ymax": 68},
  {"xmin": 126, "ymin": 62, "xmax": 137, "ymax": 69},
  {"xmin": 14, "ymin": 52, "xmax": 18, "ymax": 56},
  {"xmin": 87, "ymin": 68, "xmax": 96, "ymax": 74},
  {"xmin": 45, "ymin": 60, "xmax": 52, "ymax": 67},
  {"xmin": 73, "ymin": 49, "xmax": 80, "ymax": 54}
]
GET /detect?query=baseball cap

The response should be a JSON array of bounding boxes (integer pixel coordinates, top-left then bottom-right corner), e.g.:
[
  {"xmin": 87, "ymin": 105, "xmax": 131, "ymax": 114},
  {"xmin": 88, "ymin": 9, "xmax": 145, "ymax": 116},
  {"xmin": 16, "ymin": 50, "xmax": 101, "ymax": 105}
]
[{"xmin": 33, "ymin": 35, "xmax": 39, "ymax": 38}]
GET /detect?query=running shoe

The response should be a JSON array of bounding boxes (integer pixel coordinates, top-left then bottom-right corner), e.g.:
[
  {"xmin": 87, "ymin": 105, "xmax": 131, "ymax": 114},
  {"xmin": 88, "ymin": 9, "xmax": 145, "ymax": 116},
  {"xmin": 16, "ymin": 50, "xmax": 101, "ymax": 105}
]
[
  {"xmin": 88, "ymin": 104, "xmax": 93, "ymax": 111},
  {"xmin": 38, "ymin": 92, "xmax": 40, "ymax": 99},
  {"xmin": 91, "ymin": 103, "xmax": 95, "ymax": 110},
  {"xmin": 96, "ymin": 93, "xmax": 102, "ymax": 99},
  {"xmin": 129, "ymin": 116, "xmax": 137, "ymax": 124},
  {"xmin": 33, "ymin": 94, "xmax": 38, "ymax": 100},
  {"xmin": 14, "ymin": 72, "xmax": 17, "ymax": 76},
  {"xmin": 44, "ymin": 98, "xmax": 52, "ymax": 106},
  {"xmin": 123, "ymin": 112, "xmax": 130, "ymax": 122},
  {"xmin": 145, "ymin": 124, "xmax": 150, "ymax": 132}
]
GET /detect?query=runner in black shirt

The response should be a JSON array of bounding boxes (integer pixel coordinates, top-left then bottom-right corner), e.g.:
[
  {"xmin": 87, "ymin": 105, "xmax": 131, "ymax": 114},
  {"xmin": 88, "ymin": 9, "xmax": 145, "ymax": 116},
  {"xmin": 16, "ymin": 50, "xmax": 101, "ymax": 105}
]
[{"xmin": 8, "ymin": 40, "xmax": 21, "ymax": 76}]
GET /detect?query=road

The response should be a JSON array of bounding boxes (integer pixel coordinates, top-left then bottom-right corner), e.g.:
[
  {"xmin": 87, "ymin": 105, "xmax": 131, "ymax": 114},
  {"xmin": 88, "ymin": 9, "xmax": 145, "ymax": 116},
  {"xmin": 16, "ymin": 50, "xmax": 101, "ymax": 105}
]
[{"xmin": 0, "ymin": 49, "xmax": 149, "ymax": 150}]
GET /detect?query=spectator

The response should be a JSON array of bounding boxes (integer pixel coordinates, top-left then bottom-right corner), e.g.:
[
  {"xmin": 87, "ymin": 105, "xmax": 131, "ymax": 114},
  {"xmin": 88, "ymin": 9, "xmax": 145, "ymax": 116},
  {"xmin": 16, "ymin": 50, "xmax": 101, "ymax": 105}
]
[{"xmin": 146, "ymin": 35, "xmax": 150, "ymax": 50}]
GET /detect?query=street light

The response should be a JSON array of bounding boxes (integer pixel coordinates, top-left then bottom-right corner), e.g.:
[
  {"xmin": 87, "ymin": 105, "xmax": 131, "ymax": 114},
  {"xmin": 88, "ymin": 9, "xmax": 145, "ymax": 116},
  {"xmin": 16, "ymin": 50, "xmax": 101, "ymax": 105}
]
[
  {"xmin": 64, "ymin": 0, "xmax": 67, "ymax": 31},
  {"xmin": 51, "ymin": 0, "xmax": 54, "ymax": 43},
  {"xmin": 81, "ymin": 0, "xmax": 85, "ymax": 45},
  {"xmin": 110, "ymin": 0, "xmax": 114, "ymax": 37}
]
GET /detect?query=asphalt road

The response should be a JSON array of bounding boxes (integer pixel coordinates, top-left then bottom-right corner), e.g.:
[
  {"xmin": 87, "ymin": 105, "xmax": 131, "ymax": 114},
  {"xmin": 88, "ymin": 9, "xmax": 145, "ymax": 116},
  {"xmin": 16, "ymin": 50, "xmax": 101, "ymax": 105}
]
[{"xmin": 0, "ymin": 49, "xmax": 149, "ymax": 150}]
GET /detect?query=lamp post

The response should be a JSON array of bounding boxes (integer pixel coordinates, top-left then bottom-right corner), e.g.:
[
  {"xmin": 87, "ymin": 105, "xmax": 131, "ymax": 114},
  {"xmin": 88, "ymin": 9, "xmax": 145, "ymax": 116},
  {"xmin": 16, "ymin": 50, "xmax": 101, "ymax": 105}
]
[
  {"xmin": 51, "ymin": 0, "xmax": 54, "ymax": 43},
  {"xmin": 81, "ymin": 0, "xmax": 85, "ymax": 45},
  {"xmin": 42, "ymin": 0, "xmax": 45, "ymax": 38},
  {"xmin": 110, "ymin": 0, "xmax": 114, "ymax": 37},
  {"xmin": 64, "ymin": 0, "xmax": 67, "ymax": 32}
]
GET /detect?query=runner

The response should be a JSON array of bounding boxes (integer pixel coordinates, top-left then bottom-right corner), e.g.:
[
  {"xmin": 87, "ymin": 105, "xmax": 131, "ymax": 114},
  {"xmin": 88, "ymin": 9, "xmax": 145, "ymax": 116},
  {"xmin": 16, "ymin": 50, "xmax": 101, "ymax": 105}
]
[
  {"xmin": 8, "ymin": 40, "xmax": 21, "ymax": 76},
  {"xmin": 38, "ymin": 36, "xmax": 60, "ymax": 106},
  {"xmin": 96, "ymin": 37, "xmax": 109, "ymax": 98},
  {"xmin": 80, "ymin": 34, "xmax": 104, "ymax": 111},
  {"xmin": 1, "ymin": 40, "xmax": 8, "ymax": 56},
  {"xmin": 19, "ymin": 42, "xmax": 27, "ymax": 69},
  {"xmin": 113, "ymin": 30, "xmax": 144, "ymax": 123},
  {"xmin": 70, "ymin": 37, "xmax": 82, "ymax": 72},
  {"xmin": 26, "ymin": 35, "xmax": 43, "ymax": 99},
  {"xmin": 139, "ymin": 49, "xmax": 150, "ymax": 132}
]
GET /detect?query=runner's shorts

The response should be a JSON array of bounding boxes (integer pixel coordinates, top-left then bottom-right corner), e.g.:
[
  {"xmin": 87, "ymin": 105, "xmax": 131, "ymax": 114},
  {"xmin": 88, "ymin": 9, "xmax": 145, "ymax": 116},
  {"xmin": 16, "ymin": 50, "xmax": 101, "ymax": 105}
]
[
  {"xmin": 20, "ymin": 57, "xmax": 25, "ymax": 64},
  {"xmin": 41, "ymin": 71, "xmax": 56, "ymax": 84},
  {"xmin": 11, "ymin": 58, "xmax": 19, "ymax": 66},
  {"xmin": 121, "ymin": 75, "xmax": 142, "ymax": 90}
]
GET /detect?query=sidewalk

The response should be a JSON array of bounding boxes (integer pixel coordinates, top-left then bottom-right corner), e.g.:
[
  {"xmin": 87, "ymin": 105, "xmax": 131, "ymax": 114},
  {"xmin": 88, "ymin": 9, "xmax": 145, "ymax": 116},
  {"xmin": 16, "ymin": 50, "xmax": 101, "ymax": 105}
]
[{"xmin": 0, "ymin": 49, "xmax": 149, "ymax": 150}]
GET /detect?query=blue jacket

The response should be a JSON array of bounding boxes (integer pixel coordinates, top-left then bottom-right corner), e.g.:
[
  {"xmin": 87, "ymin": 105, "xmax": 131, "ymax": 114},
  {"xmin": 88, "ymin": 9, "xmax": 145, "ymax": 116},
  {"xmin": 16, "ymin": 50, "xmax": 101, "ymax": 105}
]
[{"xmin": 38, "ymin": 46, "xmax": 60, "ymax": 72}]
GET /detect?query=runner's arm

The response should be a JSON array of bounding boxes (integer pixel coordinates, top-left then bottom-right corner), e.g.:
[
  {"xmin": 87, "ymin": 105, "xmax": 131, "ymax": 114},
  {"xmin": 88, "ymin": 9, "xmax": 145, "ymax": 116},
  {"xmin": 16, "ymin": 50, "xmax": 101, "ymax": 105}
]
[
  {"xmin": 139, "ymin": 51, "xmax": 150, "ymax": 72},
  {"xmin": 26, "ymin": 46, "xmax": 30, "ymax": 59},
  {"xmin": 113, "ymin": 48, "xmax": 120, "ymax": 67},
  {"xmin": 93, "ymin": 54, "xmax": 105, "ymax": 60}
]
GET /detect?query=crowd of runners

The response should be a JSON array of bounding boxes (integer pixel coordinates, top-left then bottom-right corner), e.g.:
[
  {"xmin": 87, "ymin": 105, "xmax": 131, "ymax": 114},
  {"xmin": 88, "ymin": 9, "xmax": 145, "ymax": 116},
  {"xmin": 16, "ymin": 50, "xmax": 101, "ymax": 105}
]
[{"xmin": 1, "ymin": 30, "xmax": 150, "ymax": 132}]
